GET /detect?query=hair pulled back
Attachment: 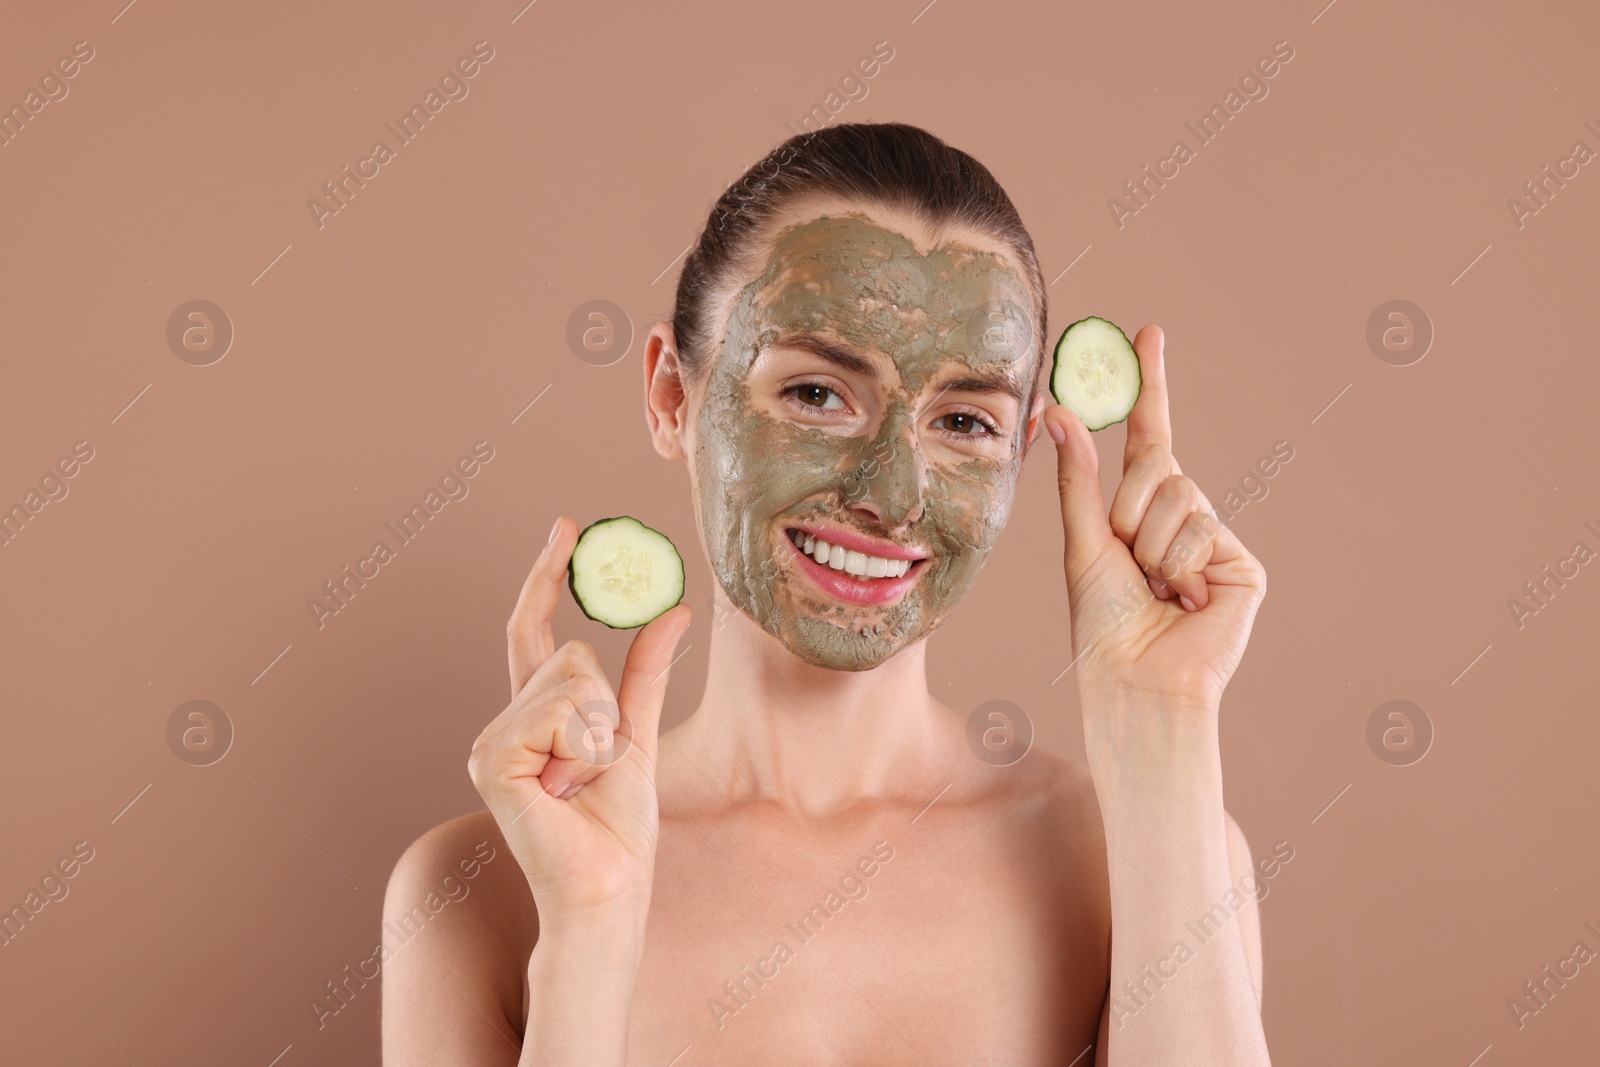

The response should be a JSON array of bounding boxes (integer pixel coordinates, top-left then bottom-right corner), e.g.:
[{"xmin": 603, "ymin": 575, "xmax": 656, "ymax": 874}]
[{"xmin": 669, "ymin": 122, "xmax": 1047, "ymax": 393}]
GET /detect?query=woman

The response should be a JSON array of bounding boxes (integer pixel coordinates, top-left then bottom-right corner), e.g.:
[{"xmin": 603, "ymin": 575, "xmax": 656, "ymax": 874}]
[{"xmin": 383, "ymin": 122, "xmax": 1272, "ymax": 1065}]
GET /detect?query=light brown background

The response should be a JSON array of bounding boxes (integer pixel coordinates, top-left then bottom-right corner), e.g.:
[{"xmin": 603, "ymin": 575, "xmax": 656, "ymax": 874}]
[{"xmin": 2, "ymin": 0, "xmax": 1597, "ymax": 1063}]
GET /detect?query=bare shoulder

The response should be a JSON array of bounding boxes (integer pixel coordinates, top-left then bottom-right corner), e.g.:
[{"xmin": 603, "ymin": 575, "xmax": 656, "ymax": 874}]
[
  {"xmin": 1029, "ymin": 746, "xmax": 1101, "ymax": 812},
  {"xmin": 945, "ymin": 742, "xmax": 1112, "ymax": 901},
  {"xmin": 956, "ymin": 746, "xmax": 1114, "ymax": 989},
  {"xmin": 385, "ymin": 808, "xmax": 536, "ymax": 952},
  {"xmin": 381, "ymin": 809, "xmax": 536, "ymax": 1055},
  {"xmin": 997, "ymin": 744, "xmax": 1107, "ymax": 843}
]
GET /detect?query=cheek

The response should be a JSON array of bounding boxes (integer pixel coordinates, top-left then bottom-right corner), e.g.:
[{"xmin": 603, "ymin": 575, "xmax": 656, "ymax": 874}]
[
  {"xmin": 735, "ymin": 415, "xmax": 821, "ymax": 478},
  {"xmin": 695, "ymin": 401, "xmax": 867, "ymax": 572},
  {"xmin": 926, "ymin": 461, "xmax": 1012, "ymax": 549},
  {"xmin": 714, "ymin": 412, "xmax": 862, "ymax": 502}
]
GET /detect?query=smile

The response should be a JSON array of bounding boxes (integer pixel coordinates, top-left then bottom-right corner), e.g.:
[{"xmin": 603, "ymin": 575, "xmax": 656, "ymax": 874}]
[
  {"xmin": 782, "ymin": 526, "xmax": 928, "ymax": 607},
  {"xmin": 788, "ymin": 528, "xmax": 914, "ymax": 577}
]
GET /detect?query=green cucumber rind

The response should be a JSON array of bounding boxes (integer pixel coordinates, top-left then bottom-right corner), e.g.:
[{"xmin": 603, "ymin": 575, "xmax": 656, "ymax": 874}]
[
  {"xmin": 1049, "ymin": 315, "xmax": 1143, "ymax": 432},
  {"xmin": 566, "ymin": 515, "xmax": 686, "ymax": 630}
]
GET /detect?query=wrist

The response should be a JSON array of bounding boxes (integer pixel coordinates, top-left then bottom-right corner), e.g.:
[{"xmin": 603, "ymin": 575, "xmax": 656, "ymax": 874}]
[
  {"xmin": 523, "ymin": 900, "xmax": 647, "ymax": 1067},
  {"xmin": 533, "ymin": 895, "xmax": 651, "ymax": 956},
  {"xmin": 1079, "ymin": 687, "xmax": 1222, "ymax": 787}
]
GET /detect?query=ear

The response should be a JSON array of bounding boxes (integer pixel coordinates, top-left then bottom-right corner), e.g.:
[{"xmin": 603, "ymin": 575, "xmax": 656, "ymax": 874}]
[
  {"xmin": 644, "ymin": 321, "xmax": 691, "ymax": 462},
  {"xmin": 1020, "ymin": 391, "xmax": 1050, "ymax": 455}
]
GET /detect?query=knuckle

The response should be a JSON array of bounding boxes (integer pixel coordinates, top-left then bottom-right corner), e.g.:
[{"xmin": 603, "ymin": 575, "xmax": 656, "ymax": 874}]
[
  {"xmin": 561, "ymin": 639, "xmax": 599, "ymax": 668},
  {"xmin": 1128, "ymin": 441, "xmax": 1168, "ymax": 471},
  {"xmin": 1107, "ymin": 504, "xmax": 1138, "ymax": 542},
  {"xmin": 545, "ymin": 691, "xmax": 582, "ymax": 728},
  {"xmin": 466, "ymin": 738, "xmax": 492, "ymax": 790},
  {"xmin": 1167, "ymin": 530, "xmax": 1204, "ymax": 567},
  {"xmin": 1055, "ymin": 466, "xmax": 1080, "ymax": 498},
  {"xmin": 562, "ymin": 674, "xmax": 604, "ymax": 709},
  {"xmin": 1160, "ymin": 474, "xmax": 1199, "ymax": 507}
]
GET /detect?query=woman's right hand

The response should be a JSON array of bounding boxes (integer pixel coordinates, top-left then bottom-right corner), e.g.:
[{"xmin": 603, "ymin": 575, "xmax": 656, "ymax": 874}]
[{"xmin": 468, "ymin": 515, "xmax": 693, "ymax": 919}]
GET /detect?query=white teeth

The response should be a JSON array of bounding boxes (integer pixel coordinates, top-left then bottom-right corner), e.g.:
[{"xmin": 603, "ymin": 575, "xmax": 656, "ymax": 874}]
[{"xmin": 790, "ymin": 529, "xmax": 917, "ymax": 579}]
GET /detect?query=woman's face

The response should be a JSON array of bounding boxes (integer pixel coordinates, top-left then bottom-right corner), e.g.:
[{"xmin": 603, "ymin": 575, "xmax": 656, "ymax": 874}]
[{"xmin": 687, "ymin": 203, "xmax": 1041, "ymax": 671}]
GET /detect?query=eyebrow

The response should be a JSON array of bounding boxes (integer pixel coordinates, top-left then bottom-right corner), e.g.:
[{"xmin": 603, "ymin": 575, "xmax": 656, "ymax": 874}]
[
  {"xmin": 770, "ymin": 333, "xmax": 877, "ymax": 377},
  {"xmin": 768, "ymin": 333, "xmax": 1026, "ymax": 406},
  {"xmin": 933, "ymin": 372, "xmax": 1026, "ymax": 406}
]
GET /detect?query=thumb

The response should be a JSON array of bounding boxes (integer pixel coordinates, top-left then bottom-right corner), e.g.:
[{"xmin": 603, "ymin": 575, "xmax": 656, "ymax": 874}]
[
  {"xmin": 1046, "ymin": 404, "xmax": 1115, "ymax": 590},
  {"xmin": 615, "ymin": 602, "xmax": 693, "ymax": 761}
]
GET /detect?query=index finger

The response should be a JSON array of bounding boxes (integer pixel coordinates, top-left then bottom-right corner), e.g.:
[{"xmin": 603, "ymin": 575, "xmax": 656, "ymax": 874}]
[
  {"xmin": 1123, "ymin": 324, "xmax": 1173, "ymax": 473},
  {"xmin": 507, "ymin": 515, "xmax": 576, "ymax": 696}
]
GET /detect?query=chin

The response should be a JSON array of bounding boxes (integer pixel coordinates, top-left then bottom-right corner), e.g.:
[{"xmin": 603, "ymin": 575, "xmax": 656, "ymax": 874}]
[{"xmin": 770, "ymin": 612, "xmax": 920, "ymax": 673}]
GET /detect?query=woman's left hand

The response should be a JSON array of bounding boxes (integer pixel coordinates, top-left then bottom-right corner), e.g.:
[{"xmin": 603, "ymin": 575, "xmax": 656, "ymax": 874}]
[{"xmin": 1043, "ymin": 324, "xmax": 1267, "ymax": 714}]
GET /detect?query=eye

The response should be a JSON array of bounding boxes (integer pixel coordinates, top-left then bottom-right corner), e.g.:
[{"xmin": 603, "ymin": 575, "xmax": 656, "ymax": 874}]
[
  {"xmin": 784, "ymin": 382, "xmax": 848, "ymax": 412},
  {"xmin": 932, "ymin": 410, "xmax": 999, "ymax": 436}
]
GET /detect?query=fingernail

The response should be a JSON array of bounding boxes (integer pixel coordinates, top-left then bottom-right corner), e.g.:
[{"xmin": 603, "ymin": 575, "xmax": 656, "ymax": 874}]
[
  {"xmin": 547, "ymin": 518, "xmax": 560, "ymax": 545},
  {"xmin": 1180, "ymin": 595, "xmax": 1197, "ymax": 612},
  {"xmin": 559, "ymin": 782, "xmax": 582, "ymax": 799},
  {"xmin": 1046, "ymin": 413, "xmax": 1067, "ymax": 445}
]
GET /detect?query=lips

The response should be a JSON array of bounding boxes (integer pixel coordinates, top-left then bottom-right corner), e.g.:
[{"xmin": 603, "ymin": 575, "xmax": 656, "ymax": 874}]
[
  {"xmin": 785, "ymin": 523, "xmax": 928, "ymax": 561},
  {"xmin": 781, "ymin": 525, "xmax": 928, "ymax": 607}
]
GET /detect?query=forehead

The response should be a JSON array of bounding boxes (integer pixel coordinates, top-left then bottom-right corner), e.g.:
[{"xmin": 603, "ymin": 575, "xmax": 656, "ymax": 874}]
[
  {"xmin": 759, "ymin": 194, "xmax": 1022, "ymax": 270},
  {"xmin": 714, "ymin": 197, "xmax": 1036, "ymax": 377}
]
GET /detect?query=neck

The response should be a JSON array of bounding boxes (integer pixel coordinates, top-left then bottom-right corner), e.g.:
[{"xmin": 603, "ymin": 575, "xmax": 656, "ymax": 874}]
[{"xmin": 675, "ymin": 593, "xmax": 946, "ymax": 818}]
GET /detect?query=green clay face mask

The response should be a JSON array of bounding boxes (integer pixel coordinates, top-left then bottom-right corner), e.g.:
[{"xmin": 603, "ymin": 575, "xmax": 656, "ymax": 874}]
[{"xmin": 692, "ymin": 211, "xmax": 1038, "ymax": 671}]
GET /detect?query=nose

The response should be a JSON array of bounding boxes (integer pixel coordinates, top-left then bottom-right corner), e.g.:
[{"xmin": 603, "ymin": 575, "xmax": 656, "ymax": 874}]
[{"xmin": 841, "ymin": 405, "xmax": 923, "ymax": 529}]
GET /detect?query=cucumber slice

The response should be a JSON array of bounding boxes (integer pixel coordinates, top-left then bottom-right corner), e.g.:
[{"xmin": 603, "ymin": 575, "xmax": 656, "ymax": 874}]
[
  {"xmin": 567, "ymin": 517, "xmax": 685, "ymax": 629},
  {"xmin": 1050, "ymin": 316, "xmax": 1142, "ymax": 431}
]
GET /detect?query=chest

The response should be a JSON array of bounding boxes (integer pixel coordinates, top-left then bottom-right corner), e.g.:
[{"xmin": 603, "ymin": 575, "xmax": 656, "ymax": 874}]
[{"xmin": 616, "ymin": 815, "xmax": 1110, "ymax": 1066}]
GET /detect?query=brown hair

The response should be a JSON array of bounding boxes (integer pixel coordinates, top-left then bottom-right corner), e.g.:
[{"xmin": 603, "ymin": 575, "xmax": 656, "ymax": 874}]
[{"xmin": 669, "ymin": 121, "xmax": 1048, "ymax": 395}]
